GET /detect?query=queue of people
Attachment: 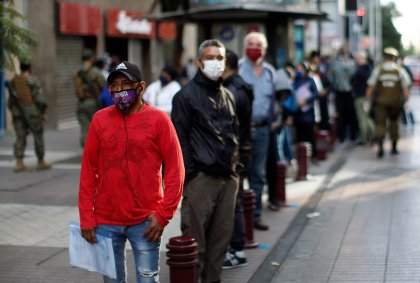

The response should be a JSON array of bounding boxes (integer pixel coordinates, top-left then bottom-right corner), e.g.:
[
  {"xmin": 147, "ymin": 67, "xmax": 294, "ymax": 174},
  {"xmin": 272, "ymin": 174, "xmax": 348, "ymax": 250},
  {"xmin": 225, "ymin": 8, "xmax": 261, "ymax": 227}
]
[{"xmin": 7, "ymin": 32, "xmax": 413, "ymax": 283}]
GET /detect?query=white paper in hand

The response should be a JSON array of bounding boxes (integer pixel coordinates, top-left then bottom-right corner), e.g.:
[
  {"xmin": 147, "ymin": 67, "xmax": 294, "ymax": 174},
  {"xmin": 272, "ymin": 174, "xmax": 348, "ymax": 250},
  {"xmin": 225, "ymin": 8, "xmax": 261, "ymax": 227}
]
[{"xmin": 68, "ymin": 221, "xmax": 116, "ymax": 279}]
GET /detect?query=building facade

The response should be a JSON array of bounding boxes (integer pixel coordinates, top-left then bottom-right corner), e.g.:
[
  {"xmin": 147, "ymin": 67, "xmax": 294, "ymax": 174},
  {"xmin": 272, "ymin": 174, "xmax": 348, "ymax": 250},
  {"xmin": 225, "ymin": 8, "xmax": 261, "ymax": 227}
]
[{"xmin": 5, "ymin": 0, "xmax": 177, "ymax": 130}]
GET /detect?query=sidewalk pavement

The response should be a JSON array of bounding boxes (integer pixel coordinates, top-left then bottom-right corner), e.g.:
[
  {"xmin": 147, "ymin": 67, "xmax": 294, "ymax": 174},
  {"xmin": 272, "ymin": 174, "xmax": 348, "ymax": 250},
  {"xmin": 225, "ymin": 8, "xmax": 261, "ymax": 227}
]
[
  {"xmin": 3, "ymin": 90, "xmax": 419, "ymax": 282},
  {"xmin": 0, "ymin": 123, "xmax": 348, "ymax": 283}
]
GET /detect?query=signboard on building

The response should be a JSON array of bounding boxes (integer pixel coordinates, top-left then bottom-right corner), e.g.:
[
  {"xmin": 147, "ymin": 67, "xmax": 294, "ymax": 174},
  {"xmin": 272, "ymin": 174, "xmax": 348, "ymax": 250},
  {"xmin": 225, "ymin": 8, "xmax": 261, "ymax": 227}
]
[
  {"xmin": 59, "ymin": 2, "xmax": 102, "ymax": 36},
  {"xmin": 107, "ymin": 9, "xmax": 156, "ymax": 38}
]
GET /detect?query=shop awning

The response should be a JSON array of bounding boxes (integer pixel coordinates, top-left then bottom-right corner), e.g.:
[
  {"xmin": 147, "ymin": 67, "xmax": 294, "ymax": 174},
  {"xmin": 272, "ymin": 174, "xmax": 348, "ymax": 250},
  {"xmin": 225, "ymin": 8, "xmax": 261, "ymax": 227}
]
[{"xmin": 150, "ymin": 3, "xmax": 328, "ymax": 22}]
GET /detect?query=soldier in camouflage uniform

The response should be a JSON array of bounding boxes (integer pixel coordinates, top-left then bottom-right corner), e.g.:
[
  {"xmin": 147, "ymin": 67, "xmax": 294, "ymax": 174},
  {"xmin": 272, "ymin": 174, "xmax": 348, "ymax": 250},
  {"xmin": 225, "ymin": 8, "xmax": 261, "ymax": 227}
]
[
  {"xmin": 8, "ymin": 62, "xmax": 51, "ymax": 172},
  {"xmin": 366, "ymin": 47, "xmax": 411, "ymax": 158},
  {"xmin": 73, "ymin": 50, "xmax": 106, "ymax": 147}
]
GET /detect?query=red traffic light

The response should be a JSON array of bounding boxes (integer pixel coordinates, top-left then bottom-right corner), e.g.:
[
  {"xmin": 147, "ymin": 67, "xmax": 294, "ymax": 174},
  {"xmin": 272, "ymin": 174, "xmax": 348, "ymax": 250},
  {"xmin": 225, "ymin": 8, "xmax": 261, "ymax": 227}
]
[{"xmin": 357, "ymin": 7, "xmax": 365, "ymax": 17}]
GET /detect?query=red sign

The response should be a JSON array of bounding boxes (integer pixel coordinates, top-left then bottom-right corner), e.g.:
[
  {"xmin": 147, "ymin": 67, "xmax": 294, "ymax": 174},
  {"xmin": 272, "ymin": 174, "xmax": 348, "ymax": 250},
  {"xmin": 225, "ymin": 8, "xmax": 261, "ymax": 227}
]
[
  {"xmin": 158, "ymin": 21, "xmax": 177, "ymax": 41},
  {"xmin": 107, "ymin": 9, "xmax": 156, "ymax": 39},
  {"xmin": 59, "ymin": 2, "xmax": 102, "ymax": 36}
]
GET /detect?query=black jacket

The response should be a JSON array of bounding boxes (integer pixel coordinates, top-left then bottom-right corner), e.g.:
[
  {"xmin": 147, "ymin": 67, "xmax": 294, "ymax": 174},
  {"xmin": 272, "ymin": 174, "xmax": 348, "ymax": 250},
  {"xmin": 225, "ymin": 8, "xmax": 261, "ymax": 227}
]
[
  {"xmin": 171, "ymin": 69, "xmax": 239, "ymax": 182},
  {"xmin": 351, "ymin": 63, "xmax": 372, "ymax": 98},
  {"xmin": 223, "ymin": 73, "xmax": 253, "ymax": 177}
]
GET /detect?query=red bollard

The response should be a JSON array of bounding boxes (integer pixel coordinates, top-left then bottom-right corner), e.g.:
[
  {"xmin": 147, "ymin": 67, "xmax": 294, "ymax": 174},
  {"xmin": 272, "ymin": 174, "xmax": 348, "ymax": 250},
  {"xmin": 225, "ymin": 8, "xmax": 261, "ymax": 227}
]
[
  {"xmin": 315, "ymin": 130, "xmax": 330, "ymax": 161},
  {"xmin": 276, "ymin": 161, "xmax": 288, "ymax": 206},
  {"xmin": 166, "ymin": 236, "xmax": 198, "ymax": 283},
  {"xmin": 242, "ymin": 189, "xmax": 259, "ymax": 249},
  {"xmin": 295, "ymin": 142, "xmax": 311, "ymax": 181}
]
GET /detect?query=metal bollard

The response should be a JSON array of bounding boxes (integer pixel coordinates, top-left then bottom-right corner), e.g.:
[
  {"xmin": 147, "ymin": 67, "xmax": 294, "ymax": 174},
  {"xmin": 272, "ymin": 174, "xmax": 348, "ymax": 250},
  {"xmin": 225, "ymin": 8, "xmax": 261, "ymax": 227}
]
[
  {"xmin": 242, "ymin": 189, "xmax": 259, "ymax": 249},
  {"xmin": 315, "ymin": 130, "xmax": 330, "ymax": 161},
  {"xmin": 276, "ymin": 161, "xmax": 288, "ymax": 206},
  {"xmin": 295, "ymin": 142, "xmax": 311, "ymax": 181},
  {"xmin": 166, "ymin": 236, "xmax": 198, "ymax": 283}
]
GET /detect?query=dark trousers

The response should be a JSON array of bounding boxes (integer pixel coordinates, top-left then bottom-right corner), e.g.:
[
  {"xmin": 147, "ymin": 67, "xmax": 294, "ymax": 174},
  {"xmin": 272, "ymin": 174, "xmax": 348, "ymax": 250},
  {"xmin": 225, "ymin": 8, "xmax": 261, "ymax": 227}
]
[
  {"xmin": 374, "ymin": 101, "xmax": 402, "ymax": 142},
  {"xmin": 335, "ymin": 91, "xmax": 358, "ymax": 142},
  {"xmin": 181, "ymin": 172, "xmax": 239, "ymax": 283},
  {"xmin": 318, "ymin": 95, "xmax": 330, "ymax": 130},
  {"xmin": 230, "ymin": 178, "xmax": 246, "ymax": 251},
  {"xmin": 295, "ymin": 121, "xmax": 316, "ymax": 159},
  {"xmin": 266, "ymin": 130, "xmax": 279, "ymax": 205}
]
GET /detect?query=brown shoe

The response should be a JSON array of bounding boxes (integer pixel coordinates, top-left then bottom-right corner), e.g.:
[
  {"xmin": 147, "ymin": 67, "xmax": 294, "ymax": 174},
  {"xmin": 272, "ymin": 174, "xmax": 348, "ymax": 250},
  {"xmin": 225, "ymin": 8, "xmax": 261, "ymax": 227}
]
[
  {"xmin": 14, "ymin": 158, "xmax": 31, "ymax": 173},
  {"xmin": 37, "ymin": 161, "xmax": 52, "ymax": 170},
  {"xmin": 254, "ymin": 218, "xmax": 269, "ymax": 231}
]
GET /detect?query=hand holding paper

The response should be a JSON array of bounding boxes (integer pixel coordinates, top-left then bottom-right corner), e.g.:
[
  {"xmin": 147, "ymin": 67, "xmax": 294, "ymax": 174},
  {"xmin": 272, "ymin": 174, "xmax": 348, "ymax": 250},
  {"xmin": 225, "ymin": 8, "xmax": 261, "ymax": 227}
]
[{"xmin": 69, "ymin": 221, "xmax": 116, "ymax": 279}]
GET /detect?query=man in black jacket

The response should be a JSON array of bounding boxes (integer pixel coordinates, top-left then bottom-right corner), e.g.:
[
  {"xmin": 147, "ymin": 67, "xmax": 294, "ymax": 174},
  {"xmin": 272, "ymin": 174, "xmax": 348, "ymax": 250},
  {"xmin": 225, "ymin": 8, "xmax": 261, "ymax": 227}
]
[
  {"xmin": 222, "ymin": 49, "xmax": 253, "ymax": 269},
  {"xmin": 171, "ymin": 39, "xmax": 240, "ymax": 283}
]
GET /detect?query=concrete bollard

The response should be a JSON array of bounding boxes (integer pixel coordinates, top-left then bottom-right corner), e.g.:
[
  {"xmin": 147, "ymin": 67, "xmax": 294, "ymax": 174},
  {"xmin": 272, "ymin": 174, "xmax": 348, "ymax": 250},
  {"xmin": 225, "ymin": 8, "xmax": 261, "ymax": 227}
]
[
  {"xmin": 315, "ymin": 130, "xmax": 330, "ymax": 161},
  {"xmin": 276, "ymin": 161, "xmax": 288, "ymax": 206},
  {"xmin": 295, "ymin": 142, "xmax": 311, "ymax": 181},
  {"xmin": 166, "ymin": 236, "xmax": 198, "ymax": 283},
  {"xmin": 242, "ymin": 189, "xmax": 259, "ymax": 249}
]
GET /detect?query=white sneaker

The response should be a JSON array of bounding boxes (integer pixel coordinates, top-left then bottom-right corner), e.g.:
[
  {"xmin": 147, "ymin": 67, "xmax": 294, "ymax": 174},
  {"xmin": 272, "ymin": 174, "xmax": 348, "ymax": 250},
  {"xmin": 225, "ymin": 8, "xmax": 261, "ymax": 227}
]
[{"xmin": 222, "ymin": 249, "xmax": 248, "ymax": 269}]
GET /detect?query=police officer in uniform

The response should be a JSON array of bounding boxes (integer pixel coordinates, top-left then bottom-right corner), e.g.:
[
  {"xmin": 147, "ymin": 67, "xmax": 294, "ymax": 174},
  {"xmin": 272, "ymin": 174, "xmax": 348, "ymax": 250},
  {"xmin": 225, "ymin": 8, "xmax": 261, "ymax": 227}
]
[
  {"xmin": 366, "ymin": 47, "xmax": 411, "ymax": 158},
  {"xmin": 72, "ymin": 49, "xmax": 106, "ymax": 147},
  {"xmin": 9, "ymin": 62, "xmax": 51, "ymax": 172}
]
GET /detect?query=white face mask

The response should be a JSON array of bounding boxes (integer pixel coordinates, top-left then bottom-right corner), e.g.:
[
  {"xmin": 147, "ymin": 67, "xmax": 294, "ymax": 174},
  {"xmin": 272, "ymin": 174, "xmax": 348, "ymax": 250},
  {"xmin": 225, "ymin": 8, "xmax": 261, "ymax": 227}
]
[{"xmin": 201, "ymin": 59, "xmax": 225, "ymax": 81}]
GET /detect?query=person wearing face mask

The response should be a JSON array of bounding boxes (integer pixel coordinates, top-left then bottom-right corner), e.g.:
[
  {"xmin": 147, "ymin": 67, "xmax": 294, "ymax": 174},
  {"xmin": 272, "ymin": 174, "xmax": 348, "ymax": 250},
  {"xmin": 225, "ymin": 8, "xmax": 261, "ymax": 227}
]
[
  {"xmin": 142, "ymin": 65, "xmax": 181, "ymax": 116},
  {"xmin": 293, "ymin": 61, "xmax": 320, "ymax": 161},
  {"xmin": 78, "ymin": 61, "xmax": 185, "ymax": 283},
  {"xmin": 171, "ymin": 39, "xmax": 241, "ymax": 283},
  {"xmin": 238, "ymin": 32, "xmax": 277, "ymax": 230}
]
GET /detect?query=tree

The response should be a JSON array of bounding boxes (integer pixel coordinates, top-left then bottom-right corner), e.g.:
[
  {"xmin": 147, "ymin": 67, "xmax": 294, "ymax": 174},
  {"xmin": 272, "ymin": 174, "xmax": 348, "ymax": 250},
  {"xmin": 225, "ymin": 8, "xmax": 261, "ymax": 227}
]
[
  {"xmin": 0, "ymin": 0, "xmax": 38, "ymax": 71},
  {"xmin": 381, "ymin": 2, "xmax": 402, "ymax": 52}
]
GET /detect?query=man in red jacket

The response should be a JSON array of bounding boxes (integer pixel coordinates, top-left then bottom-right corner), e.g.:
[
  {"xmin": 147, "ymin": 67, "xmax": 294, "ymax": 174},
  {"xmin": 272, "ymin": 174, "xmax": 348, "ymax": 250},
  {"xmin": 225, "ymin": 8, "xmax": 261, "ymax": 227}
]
[{"xmin": 78, "ymin": 61, "xmax": 185, "ymax": 283}]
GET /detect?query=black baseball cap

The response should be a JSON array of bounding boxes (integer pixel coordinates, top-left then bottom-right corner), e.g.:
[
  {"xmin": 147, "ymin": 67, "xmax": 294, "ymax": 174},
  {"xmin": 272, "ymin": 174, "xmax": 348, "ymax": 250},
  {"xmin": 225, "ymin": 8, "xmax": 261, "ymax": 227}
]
[{"xmin": 107, "ymin": 61, "xmax": 142, "ymax": 83}]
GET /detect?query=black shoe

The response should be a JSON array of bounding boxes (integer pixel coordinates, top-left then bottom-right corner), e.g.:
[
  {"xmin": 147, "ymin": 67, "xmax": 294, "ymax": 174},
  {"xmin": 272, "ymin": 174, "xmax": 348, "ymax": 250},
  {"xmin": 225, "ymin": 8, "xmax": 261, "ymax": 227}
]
[
  {"xmin": 254, "ymin": 218, "xmax": 269, "ymax": 231},
  {"xmin": 391, "ymin": 148, "xmax": 399, "ymax": 155},
  {"xmin": 377, "ymin": 140, "xmax": 384, "ymax": 158},
  {"xmin": 391, "ymin": 141, "xmax": 399, "ymax": 155},
  {"xmin": 222, "ymin": 249, "xmax": 248, "ymax": 269}
]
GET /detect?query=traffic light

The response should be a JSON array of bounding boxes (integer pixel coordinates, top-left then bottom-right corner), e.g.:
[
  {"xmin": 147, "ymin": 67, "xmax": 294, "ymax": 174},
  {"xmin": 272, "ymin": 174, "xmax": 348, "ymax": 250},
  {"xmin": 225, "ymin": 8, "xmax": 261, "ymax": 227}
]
[
  {"xmin": 345, "ymin": 0, "xmax": 357, "ymax": 11},
  {"xmin": 357, "ymin": 7, "xmax": 365, "ymax": 25}
]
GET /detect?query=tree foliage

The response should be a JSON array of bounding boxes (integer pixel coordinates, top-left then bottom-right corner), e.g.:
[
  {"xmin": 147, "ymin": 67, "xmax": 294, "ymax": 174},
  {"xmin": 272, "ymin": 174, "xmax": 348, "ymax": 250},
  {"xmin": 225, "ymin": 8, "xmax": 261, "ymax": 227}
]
[
  {"xmin": 0, "ymin": 0, "xmax": 38, "ymax": 71},
  {"xmin": 381, "ymin": 2, "xmax": 402, "ymax": 53}
]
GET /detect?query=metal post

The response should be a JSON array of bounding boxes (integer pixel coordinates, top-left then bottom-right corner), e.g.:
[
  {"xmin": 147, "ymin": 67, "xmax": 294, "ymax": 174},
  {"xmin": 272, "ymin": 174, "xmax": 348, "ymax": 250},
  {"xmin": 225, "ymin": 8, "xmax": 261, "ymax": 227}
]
[
  {"xmin": 0, "ymin": 0, "xmax": 5, "ymax": 140},
  {"xmin": 295, "ymin": 142, "xmax": 311, "ymax": 181},
  {"xmin": 242, "ymin": 189, "xmax": 259, "ymax": 249},
  {"xmin": 166, "ymin": 236, "xmax": 198, "ymax": 283},
  {"xmin": 0, "ymin": 65, "xmax": 5, "ymax": 140},
  {"xmin": 376, "ymin": 0, "xmax": 382, "ymax": 61}
]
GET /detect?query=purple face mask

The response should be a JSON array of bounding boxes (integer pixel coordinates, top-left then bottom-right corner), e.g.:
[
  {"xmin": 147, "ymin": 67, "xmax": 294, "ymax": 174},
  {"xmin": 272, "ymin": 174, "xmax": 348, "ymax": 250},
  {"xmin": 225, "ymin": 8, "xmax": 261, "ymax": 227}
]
[{"xmin": 111, "ymin": 89, "xmax": 139, "ymax": 111}]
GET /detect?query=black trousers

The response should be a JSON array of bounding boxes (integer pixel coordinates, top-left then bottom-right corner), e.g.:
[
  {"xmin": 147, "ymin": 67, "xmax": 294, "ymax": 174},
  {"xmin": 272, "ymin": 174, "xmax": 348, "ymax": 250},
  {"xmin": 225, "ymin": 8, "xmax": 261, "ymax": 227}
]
[{"xmin": 335, "ymin": 91, "xmax": 358, "ymax": 142}]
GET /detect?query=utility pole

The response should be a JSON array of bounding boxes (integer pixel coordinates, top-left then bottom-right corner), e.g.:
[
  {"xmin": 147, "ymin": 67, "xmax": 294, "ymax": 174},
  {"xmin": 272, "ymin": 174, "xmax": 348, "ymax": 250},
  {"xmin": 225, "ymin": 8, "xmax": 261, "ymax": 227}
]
[
  {"xmin": 317, "ymin": 0, "xmax": 322, "ymax": 52},
  {"xmin": 0, "ymin": 0, "xmax": 6, "ymax": 140},
  {"xmin": 375, "ymin": 0, "xmax": 382, "ymax": 61}
]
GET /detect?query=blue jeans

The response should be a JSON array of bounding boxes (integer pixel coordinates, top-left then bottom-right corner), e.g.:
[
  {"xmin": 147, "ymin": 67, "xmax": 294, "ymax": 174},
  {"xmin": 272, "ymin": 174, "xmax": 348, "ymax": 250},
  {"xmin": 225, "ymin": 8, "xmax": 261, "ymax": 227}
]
[
  {"xmin": 278, "ymin": 125, "xmax": 294, "ymax": 162},
  {"xmin": 248, "ymin": 125, "xmax": 270, "ymax": 218},
  {"xmin": 97, "ymin": 221, "xmax": 161, "ymax": 283}
]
